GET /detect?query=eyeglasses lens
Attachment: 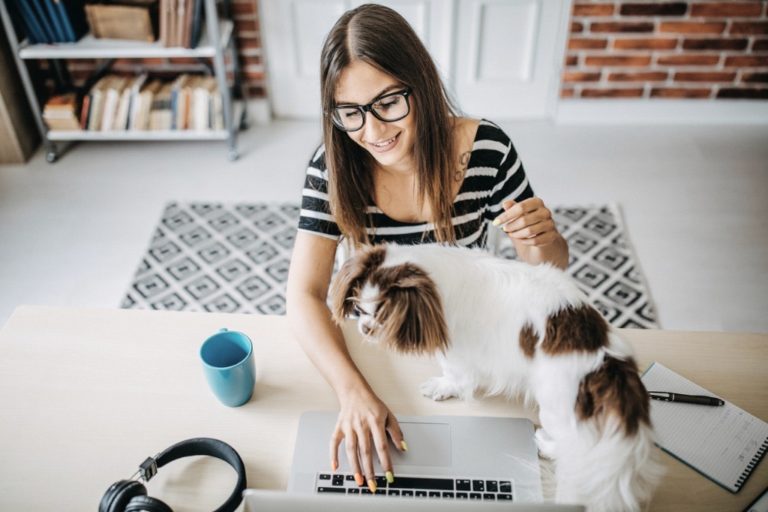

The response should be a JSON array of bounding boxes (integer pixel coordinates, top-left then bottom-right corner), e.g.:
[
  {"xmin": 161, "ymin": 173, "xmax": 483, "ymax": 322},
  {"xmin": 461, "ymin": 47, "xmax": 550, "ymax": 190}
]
[{"xmin": 333, "ymin": 91, "xmax": 409, "ymax": 131}]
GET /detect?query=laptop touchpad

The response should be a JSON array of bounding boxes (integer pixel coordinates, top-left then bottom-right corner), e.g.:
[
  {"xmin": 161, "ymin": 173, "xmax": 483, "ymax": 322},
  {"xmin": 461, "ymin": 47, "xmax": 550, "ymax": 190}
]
[{"xmin": 393, "ymin": 422, "xmax": 451, "ymax": 467}]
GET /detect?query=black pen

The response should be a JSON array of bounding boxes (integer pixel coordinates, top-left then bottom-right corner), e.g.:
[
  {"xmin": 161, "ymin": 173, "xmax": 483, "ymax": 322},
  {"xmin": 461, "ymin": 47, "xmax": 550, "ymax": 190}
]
[{"xmin": 648, "ymin": 391, "xmax": 724, "ymax": 406}]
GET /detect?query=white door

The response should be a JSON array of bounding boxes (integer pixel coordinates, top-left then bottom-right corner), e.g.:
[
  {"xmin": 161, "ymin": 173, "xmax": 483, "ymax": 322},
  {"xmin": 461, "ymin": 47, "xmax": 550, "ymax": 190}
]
[{"xmin": 260, "ymin": 0, "xmax": 569, "ymax": 120}]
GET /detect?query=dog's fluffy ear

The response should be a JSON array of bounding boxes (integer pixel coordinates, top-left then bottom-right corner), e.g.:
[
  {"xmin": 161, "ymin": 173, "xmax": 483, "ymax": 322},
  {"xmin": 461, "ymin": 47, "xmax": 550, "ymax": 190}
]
[
  {"xmin": 376, "ymin": 263, "xmax": 449, "ymax": 355},
  {"xmin": 329, "ymin": 245, "xmax": 387, "ymax": 325}
]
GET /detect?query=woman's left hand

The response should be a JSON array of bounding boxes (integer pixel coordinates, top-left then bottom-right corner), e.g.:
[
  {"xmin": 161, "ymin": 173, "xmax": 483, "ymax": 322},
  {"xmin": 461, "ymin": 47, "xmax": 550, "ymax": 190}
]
[{"xmin": 492, "ymin": 197, "xmax": 560, "ymax": 246}]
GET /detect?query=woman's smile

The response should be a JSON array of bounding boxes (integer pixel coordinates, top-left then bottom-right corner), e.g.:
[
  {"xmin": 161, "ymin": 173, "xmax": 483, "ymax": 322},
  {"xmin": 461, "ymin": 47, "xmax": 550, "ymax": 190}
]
[{"xmin": 366, "ymin": 132, "xmax": 401, "ymax": 153}]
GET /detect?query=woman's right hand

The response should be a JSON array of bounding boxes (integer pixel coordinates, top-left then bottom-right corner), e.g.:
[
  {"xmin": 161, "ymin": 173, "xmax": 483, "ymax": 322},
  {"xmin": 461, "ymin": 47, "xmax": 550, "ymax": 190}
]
[{"xmin": 330, "ymin": 387, "xmax": 406, "ymax": 492}]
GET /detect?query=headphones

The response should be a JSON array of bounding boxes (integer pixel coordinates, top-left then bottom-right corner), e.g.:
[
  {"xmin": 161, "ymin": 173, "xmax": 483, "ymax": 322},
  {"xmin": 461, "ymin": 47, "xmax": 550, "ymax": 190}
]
[{"xmin": 99, "ymin": 438, "xmax": 246, "ymax": 512}]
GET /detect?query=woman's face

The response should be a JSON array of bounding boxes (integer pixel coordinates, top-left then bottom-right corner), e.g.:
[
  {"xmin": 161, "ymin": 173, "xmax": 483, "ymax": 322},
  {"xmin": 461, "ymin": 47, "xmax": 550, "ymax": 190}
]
[{"xmin": 334, "ymin": 60, "xmax": 416, "ymax": 173}]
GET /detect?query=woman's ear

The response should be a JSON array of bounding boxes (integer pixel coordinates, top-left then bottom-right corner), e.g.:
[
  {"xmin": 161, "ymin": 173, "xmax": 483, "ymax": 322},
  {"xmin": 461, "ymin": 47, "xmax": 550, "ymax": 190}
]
[
  {"xmin": 376, "ymin": 263, "xmax": 449, "ymax": 354},
  {"xmin": 329, "ymin": 245, "xmax": 387, "ymax": 324}
]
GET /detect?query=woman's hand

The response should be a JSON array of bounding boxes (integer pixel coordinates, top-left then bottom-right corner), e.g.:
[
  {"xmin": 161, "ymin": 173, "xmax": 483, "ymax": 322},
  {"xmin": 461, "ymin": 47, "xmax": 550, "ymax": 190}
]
[
  {"xmin": 492, "ymin": 197, "xmax": 569, "ymax": 269},
  {"xmin": 330, "ymin": 388, "xmax": 406, "ymax": 492}
]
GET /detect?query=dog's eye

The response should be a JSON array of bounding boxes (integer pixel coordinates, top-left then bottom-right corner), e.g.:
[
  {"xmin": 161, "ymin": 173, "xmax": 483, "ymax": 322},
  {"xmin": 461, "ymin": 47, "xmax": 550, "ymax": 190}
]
[{"xmin": 352, "ymin": 304, "xmax": 362, "ymax": 316}]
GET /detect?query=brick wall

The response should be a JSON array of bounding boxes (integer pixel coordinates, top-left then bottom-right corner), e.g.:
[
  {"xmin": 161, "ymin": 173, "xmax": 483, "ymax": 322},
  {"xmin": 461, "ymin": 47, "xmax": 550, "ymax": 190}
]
[{"xmin": 564, "ymin": 0, "xmax": 768, "ymax": 99}]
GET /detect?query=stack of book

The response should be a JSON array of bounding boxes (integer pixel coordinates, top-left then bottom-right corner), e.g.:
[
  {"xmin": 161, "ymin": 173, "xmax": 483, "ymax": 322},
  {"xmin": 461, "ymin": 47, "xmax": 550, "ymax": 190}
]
[
  {"xmin": 43, "ymin": 93, "xmax": 81, "ymax": 131},
  {"xmin": 79, "ymin": 73, "xmax": 224, "ymax": 132},
  {"xmin": 159, "ymin": 0, "xmax": 204, "ymax": 48},
  {"xmin": 13, "ymin": 0, "xmax": 88, "ymax": 44}
]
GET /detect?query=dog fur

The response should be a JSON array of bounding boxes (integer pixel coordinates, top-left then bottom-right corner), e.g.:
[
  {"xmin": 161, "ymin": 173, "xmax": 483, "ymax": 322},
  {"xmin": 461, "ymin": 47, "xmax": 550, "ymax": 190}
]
[{"xmin": 330, "ymin": 243, "xmax": 664, "ymax": 511}]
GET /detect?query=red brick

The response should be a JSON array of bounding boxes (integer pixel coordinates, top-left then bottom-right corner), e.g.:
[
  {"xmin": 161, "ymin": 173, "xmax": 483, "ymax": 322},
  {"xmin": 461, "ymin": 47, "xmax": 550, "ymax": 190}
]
[
  {"xmin": 659, "ymin": 22, "xmax": 726, "ymax": 34},
  {"xmin": 565, "ymin": 54, "xmax": 579, "ymax": 66},
  {"xmin": 584, "ymin": 55, "xmax": 652, "ymax": 66},
  {"xmin": 581, "ymin": 88, "xmax": 645, "ymax": 98},
  {"xmin": 236, "ymin": 36, "xmax": 261, "ymax": 49},
  {"xmin": 233, "ymin": 1, "xmax": 256, "ymax": 15},
  {"xmin": 730, "ymin": 22, "xmax": 768, "ymax": 35},
  {"xmin": 690, "ymin": 2, "xmax": 763, "ymax": 17},
  {"xmin": 573, "ymin": 3, "xmax": 614, "ymax": 16},
  {"xmin": 651, "ymin": 87, "xmax": 712, "ymax": 98},
  {"xmin": 244, "ymin": 69, "xmax": 265, "ymax": 81},
  {"xmin": 235, "ymin": 19, "xmax": 258, "ymax": 33},
  {"xmin": 245, "ymin": 84, "xmax": 267, "ymax": 98},
  {"xmin": 569, "ymin": 38, "xmax": 609, "ymax": 50},
  {"xmin": 608, "ymin": 71, "xmax": 668, "ymax": 82},
  {"xmin": 743, "ymin": 72, "xmax": 768, "ymax": 83},
  {"xmin": 752, "ymin": 39, "xmax": 768, "ymax": 51},
  {"xmin": 241, "ymin": 55, "xmax": 262, "ymax": 67},
  {"xmin": 591, "ymin": 22, "xmax": 655, "ymax": 33},
  {"xmin": 674, "ymin": 71, "xmax": 738, "ymax": 82},
  {"xmin": 724, "ymin": 55, "xmax": 768, "ymax": 66},
  {"xmin": 656, "ymin": 54, "xmax": 720, "ymax": 66},
  {"xmin": 717, "ymin": 88, "xmax": 768, "ymax": 99},
  {"xmin": 561, "ymin": 88, "xmax": 576, "ymax": 98},
  {"xmin": 571, "ymin": 21, "xmax": 584, "ymax": 33},
  {"xmin": 683, "ymin": 38, "xmax": 749, "ymax": 50},
  {"xmin": 563, "ymin": 71, "xmax": 602, "ymax": 82},
  {"xmin": 613, "ymin": 38, "xmax": 678, "ymax": 50},
  {"xmin": 620, "ymin": 3, "xmax": 687, "ymax": 16}
]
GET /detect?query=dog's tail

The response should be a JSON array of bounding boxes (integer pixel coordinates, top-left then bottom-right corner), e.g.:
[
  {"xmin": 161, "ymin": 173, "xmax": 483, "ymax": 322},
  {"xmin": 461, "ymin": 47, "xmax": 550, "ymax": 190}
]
[{"xmin": 555, "ymin": 336, "xmax": 665, "ymax": 512}]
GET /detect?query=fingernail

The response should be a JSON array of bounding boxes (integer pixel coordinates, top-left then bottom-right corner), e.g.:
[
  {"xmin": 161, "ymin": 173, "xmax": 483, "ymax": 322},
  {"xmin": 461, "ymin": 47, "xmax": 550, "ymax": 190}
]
[
  {"xmin": 331, "ymin": 460, "xmax": 338, "ymax": 472},
  {"xmin": 386, "ymin": 471, "xmax": 394, "ymax": 484},
  {"xmin": 368, "ymin": 479, "xmax": 377, "ymax": 493},
  {"xmin": 492, "ymin": 218, "xmax": 500, "ymax": 226},
  {"xmin": 354, "ymin": 473, "xmax": 364, "ymax": 486},
  {"xmin": 401, "ymin": 440, "xmax": 409, "ymax": 451}
]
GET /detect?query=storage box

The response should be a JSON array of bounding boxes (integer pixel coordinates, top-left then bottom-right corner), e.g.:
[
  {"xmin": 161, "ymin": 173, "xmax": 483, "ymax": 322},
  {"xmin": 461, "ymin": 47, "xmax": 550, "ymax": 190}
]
[{"xmin": 85, "ymin": 2, "xmax": 158, "ymax": 42}]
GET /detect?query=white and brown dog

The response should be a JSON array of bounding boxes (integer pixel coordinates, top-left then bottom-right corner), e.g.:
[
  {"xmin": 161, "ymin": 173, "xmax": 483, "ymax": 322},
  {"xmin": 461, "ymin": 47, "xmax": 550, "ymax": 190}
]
[{"xmin": 330, "ymin": 243, "xmax": 663, "ymax": 512}]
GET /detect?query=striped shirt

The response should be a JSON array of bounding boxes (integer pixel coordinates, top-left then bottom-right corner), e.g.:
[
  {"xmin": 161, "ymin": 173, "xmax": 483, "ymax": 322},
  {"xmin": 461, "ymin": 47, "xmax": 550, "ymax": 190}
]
[{"xmin": 297, "ymin": 119, "xmax": 534, "ymax": 248}]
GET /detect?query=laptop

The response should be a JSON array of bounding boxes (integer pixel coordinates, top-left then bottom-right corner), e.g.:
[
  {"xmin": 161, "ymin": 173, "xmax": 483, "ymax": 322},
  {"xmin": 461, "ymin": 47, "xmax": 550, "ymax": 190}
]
[
  {"xmin": 285, "ymin": 411, "xmax": 544, "ymax": 503},
  {"xmin": 243, "ymin": 489, "xmax": 585, "ymax": 511}
]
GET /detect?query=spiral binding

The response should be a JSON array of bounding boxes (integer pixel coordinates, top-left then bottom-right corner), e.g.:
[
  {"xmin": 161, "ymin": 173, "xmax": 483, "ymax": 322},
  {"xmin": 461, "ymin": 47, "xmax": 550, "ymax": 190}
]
[{"xmin": 734, "ymin": 436, "xmax": 768, "ymax": 490}]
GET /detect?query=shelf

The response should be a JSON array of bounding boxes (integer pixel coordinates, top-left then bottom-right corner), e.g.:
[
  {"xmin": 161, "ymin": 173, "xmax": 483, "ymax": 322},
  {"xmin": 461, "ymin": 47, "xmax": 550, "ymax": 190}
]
[{"xmin": 18, "ymin": 21, "xmax": 233, "ymax": 60}]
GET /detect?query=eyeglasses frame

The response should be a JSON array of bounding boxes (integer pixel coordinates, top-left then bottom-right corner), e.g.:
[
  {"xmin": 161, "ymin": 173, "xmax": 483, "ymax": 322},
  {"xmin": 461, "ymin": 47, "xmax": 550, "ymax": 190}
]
[{"xmin": 329, "ymin": 88, "xmax": 413, "ymax": 132}]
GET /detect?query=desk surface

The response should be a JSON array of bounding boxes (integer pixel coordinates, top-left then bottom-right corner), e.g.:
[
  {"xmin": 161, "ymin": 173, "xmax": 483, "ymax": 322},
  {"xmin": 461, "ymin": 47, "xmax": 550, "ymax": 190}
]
[{"xmin": 0, "ymin": 306, "xmax": 766, "ymax": 511}]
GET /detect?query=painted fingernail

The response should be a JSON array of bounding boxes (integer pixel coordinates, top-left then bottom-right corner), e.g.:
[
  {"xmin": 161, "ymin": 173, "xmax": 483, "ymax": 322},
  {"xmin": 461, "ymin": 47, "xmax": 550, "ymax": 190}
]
[
  {"xmin": 401, "ymin": 440, "xmax": 409, "ymax": 451},
  {"xmin": 386, "ymin": 471, "xmax": 394, "ymax": 484},
  {"xmin": 492, "ymin": 218, "xmax": 501, "ymax": 226},
  {"xmin": 368, "ymin": 479, "xmax": 377, "ymax": 493},
  {"xmin": 331, "ymin": 460, "xmax": 338, "ymax": 472},
  {"xmin": 354, "ymin": 473, "xmax": 364, "ymax": 486}
]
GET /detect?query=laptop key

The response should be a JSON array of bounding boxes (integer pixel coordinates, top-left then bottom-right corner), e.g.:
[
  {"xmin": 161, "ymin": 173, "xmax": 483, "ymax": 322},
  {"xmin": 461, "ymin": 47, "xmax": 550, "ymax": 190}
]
[
  {"xmin": 319, "ymin": 473, "xmax": 331, "ymax": 480},
  {"xmin": 428, "ymin": 491, "xmax": 441, "ymax": 498},
  {"xmin": 415, "ymin": 491, "xmax": 427, "ymax": 498},
  {"xmin": 456, "ymin": 493, "xmax": 469, "ymax": 499},
  {"xmin": 456, "ymin": 479, "xmax": 471, "ymax": 491},
  {"xmin": 500, "ymin": 481, "xmax": 512, "ymax": 493},
  {"xmin": 375, "ymin": 476, "xmax": 387, "ymax": 488},
  {"xmin": 317, "ymin": 487, "xmax": 346, "ymax": 493},
  {"xmin": 345, "ymin": 475, "xmax": 355, "ymax": 482},
  {"xmin": 332, "ymin": 475, "xmax": 345, "ymax": 486},
  {"xmin": 401, "ymin": 490, "xmax": 414, "ymax": 497},
  {"xmin": 498, "ymin": 493, "xmax": 513, "ymax": 501},
  {"xmin": 375, "ymin": 489, "xmax": 386, "ymax": 495},
  {"xmin": 483, "ymin": 493, "xmax": 496, "ymax": 500},
  {"xmin": 362, "ymin": 489, "xmax": 372, "ymax": 495},
  {"xmin": 348, "ymin": 488, "xmax": 360, "ymax": 494},
  {"xmin": 388, "ymin": 476, "xmax": 454, "ymax": 491},
  {"xmin": 442, "ymin": 492, "xmax": 455, "ymax": 499},
  {"xmin": 486, "ymin": 480, "xmax": 498, "ymax": 492},
  {"xmin": 470, "ymin": 493, "xmax": 482, "ymax": 500},
  {"xmin": 388, "ymin": 490, "xmax": 400, "ymax": 496},
  {"xmin": 472, "ymin": 480, "xmax": 485, "ymax": 492}
]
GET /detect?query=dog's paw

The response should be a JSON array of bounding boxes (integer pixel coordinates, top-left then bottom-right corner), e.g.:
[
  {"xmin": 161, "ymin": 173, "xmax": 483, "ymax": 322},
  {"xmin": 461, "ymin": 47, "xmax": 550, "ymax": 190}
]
[
  {"xmin": 535, "ymin": 428, "xmax": 557, "ymax": 460},
  {"xmin": 419, "ymin": 377, "xmax": 459, "ymax": 401}
]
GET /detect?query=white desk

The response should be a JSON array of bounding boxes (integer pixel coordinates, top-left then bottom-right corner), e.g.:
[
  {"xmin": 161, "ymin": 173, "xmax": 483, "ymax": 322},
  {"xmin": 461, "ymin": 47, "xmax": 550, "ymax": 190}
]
[{"xmin": 0, "ymin": 306, "xmax": 766, "ymax": 511}]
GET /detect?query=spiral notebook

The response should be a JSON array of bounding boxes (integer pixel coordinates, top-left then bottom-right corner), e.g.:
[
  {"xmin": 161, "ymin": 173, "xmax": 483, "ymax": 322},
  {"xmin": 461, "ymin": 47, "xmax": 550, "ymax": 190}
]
[{"xmin": 642, "ymin": 362, "xmax": 768, "ymax": 493}]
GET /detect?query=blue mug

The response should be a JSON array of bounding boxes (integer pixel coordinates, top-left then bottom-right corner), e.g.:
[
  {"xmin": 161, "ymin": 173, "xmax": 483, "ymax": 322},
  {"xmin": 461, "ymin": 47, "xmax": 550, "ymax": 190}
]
[{"xmin": 200, "ymin": 328, "xmax": 255, "ymax": 407}]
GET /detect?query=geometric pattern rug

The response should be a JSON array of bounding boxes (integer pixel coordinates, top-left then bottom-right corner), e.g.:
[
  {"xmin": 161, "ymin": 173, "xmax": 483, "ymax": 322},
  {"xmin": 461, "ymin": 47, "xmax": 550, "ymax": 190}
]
[{"xmin": 121, "ymin": 201, "xmax": 659, "ymax": 328}]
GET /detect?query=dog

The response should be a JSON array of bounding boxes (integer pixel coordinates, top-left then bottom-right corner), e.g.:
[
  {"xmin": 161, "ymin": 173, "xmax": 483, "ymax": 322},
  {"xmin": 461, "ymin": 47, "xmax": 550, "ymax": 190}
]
[{"xmin": 329, "ymin": 243, "xmax": 664, "ymax": 512}]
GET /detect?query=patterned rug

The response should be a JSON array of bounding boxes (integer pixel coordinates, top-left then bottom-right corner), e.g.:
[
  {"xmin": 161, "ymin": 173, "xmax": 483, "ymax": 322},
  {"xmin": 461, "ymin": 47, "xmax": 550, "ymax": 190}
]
[{"xmin": 121, "ymin": 202, "xmax": 659, "ymax": 328}]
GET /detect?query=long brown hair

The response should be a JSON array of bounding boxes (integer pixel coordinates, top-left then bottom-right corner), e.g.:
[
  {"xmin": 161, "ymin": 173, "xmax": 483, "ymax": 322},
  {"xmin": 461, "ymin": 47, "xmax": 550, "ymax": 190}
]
[{"xmin": 320, "ymin": 3, "xmax": 461, "ymax": 247}]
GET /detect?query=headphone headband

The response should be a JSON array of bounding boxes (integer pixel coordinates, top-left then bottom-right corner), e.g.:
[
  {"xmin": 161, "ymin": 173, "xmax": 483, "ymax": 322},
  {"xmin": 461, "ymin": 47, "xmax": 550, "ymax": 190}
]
[{"xmin": 100, "ymin": 438, "xmax": 246, "ymax": 512}]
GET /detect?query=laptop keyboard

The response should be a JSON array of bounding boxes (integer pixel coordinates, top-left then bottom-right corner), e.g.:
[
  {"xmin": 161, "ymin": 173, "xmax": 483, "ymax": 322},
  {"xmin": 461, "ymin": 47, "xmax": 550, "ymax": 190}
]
[{"xmin": 315, "ymin": 473, "xmax": 514, "ymax": 501}]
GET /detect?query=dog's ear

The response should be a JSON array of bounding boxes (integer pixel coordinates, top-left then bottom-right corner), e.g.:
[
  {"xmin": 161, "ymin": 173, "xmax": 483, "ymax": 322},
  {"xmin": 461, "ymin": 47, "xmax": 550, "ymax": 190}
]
[
  {"xmin": 329, "ymin": 245, "xmax": 387, "ymax": 324},
  {"xmin": 376, "ymin": 263, "xmax": 449, "ymax": 354}
]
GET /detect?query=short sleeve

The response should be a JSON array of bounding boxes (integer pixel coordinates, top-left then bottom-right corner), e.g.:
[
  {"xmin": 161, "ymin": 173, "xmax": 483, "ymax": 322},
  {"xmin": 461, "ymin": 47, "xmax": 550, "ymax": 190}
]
[
  {"xmin": 482, "ymin": 124, "xmax": 535, "ymax": 222},
  {"xmin": 297, "ymin": 145, "xmax": 342, "ymax": 241}
]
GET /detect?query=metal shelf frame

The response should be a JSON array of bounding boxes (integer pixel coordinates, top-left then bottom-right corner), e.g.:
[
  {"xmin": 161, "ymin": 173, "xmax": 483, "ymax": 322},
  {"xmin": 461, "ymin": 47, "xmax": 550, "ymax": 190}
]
[{"xmin": 0, "ymin": 0, "xmax": 248, "ymax": 162}]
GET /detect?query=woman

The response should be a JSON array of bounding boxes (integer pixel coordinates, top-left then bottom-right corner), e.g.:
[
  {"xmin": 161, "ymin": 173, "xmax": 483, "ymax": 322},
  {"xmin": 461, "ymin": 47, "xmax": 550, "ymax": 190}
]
[{"xmin": 286, "ymin": 3, "xmax": 568, "ymax": 494}]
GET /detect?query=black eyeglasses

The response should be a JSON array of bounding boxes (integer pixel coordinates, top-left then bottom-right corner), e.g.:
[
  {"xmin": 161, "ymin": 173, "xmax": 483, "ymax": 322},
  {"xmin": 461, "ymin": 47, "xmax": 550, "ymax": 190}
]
[{"xmin": 330, "ymin": 88, "xmax": 412, "ymax": 132}]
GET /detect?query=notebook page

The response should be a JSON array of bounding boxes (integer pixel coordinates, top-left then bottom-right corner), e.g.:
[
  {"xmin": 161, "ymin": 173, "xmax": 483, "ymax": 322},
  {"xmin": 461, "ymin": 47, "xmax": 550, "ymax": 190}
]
[{"xmin": 642, "ymin": 362, "xmax": 768, "ymax": 492}]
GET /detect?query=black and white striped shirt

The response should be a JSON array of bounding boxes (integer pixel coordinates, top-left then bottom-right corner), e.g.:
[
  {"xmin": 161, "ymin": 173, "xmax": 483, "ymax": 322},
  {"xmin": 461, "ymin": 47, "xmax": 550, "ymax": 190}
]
[{"xmin": 297, "ymin": 119, "xmax": 534, "ymax": 248}]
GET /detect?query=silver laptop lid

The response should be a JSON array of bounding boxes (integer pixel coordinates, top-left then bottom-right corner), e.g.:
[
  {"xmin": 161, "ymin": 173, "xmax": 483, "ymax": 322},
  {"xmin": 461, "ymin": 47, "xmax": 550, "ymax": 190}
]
[
  {"xmin": 288, "ymin": 411, "xmax": 542, "ymax": 502},
  {"xmin": 243, "ymin": 490, "xmax": 585, "ymax": 512}
]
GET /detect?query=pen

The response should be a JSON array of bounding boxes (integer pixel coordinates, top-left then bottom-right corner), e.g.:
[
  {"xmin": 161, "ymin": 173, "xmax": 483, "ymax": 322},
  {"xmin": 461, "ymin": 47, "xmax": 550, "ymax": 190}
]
[{"xmin": 648, "ymin": 391, "xmax": 724, "ymax": 406}]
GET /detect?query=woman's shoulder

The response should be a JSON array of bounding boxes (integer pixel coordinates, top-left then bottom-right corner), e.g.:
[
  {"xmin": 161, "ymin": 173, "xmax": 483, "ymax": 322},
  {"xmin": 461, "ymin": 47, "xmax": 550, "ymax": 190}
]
[
  {"xmin": 474, "ymin": 118, "xmax": 512, "ymax": 144},
  {"xmin": 307, "ymin": 143, "xmax": 328, "ymax": 173}
]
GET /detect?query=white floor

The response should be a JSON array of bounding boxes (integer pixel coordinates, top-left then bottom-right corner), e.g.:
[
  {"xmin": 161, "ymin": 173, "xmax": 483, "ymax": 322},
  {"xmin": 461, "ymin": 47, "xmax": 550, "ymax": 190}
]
[{"xmin": 1, "ymin": 119, "xmax": 766, "ymax": 333}]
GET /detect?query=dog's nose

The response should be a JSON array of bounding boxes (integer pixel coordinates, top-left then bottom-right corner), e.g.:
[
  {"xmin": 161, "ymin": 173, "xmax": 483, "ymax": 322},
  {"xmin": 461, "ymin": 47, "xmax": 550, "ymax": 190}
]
[{"xmin": 361, "ymin": 324, "xmax": 372, "ymax": 335}]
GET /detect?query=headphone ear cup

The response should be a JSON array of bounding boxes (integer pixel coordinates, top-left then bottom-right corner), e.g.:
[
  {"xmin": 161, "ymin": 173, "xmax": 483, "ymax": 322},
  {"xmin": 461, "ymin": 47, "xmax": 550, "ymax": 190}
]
[
  {"xmin": 124, "ymin": 495, "xmax": 173, "ymax": 512},
  {"xmin": 99, "ymin": 480, "xmax": 148, "ymax": 512}
]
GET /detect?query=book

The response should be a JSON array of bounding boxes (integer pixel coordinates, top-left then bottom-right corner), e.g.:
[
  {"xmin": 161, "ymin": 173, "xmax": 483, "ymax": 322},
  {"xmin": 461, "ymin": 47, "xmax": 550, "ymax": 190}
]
[
  {"xmin": 125, "ymin": 73, "xmax": 148, "ymax": 130},
  {"xmin": 52, "ymin": 0, "xmax": 88, "ymax": 43},
  {"xmin": 101, "ymin": 76, "xmax": 128, "ymax": 131},
  {"xmin": 149, "ymin": 82, "xmax": 174, "ymax": 130},
  {"xmin": 86, "ymin": 75, "xmax": 116, "ymax": 131},
  {"xmin": 15, "ymin": 0, "xmax": 46, "ymax": 44},
  {"xmin": 642, "ymin": 362, "xmax": 768, "ymax": 493},
  {"xmin": 43, "ymin": 93, "xmax": 80, "ymax": 131},
  {"xmin": 131, "ymin": 79, "xmax": 163, "ymax": 130},
  {"xmin": 29, "ymin": 0, "xmax": 56, "ymax": 43},
  {"xmin": 42, "ymin": 0, "xmax": 68, "ymax": 42},
  {"xmin": 189, "ymin": 0, "xmax": 203, "ymax": 48},
  {"xmin": 85, "ymin": 3, "xmax": 155, "ymax": 42}
]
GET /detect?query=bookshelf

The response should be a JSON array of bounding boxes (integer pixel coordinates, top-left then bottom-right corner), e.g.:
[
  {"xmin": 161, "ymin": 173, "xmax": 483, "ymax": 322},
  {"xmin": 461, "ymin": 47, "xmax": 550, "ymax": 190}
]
[{"xmin": 0, "ymin": 0, "xmax": 248, "ymax": 163}]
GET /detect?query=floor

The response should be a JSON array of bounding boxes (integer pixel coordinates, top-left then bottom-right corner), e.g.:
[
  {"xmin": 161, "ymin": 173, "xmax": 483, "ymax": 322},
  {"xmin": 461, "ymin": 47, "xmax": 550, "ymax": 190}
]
[{"xmin": 1, "ymin": 119, "xmax": 766, "ymax": 333}]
